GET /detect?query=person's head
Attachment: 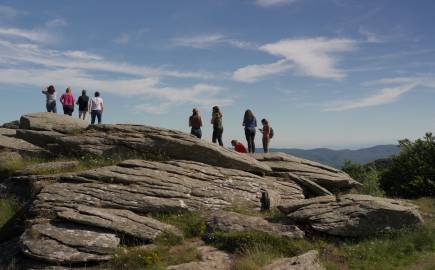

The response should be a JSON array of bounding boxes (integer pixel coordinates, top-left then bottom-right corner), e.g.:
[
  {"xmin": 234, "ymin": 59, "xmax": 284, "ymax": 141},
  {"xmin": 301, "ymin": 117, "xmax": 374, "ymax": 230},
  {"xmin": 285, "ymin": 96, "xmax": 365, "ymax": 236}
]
[
  {"xmin": 261, "ymin": 118, "xmax": 268, "ymax": 125},
  {"xmin": 244, "ymin": 109, "xmax": 254, "ymax": 121},
  {"xmin": 82, "ymin": 89, "xmax": 86, "ymax": 95},
  {"xmin": 95, "ymin": 91, "xmax": 100, "ymax": 97},
  {"xmin": 192, "ymin": 108, "xmax": 198, "ymax": 115},
  {"xmin": 66, "ymin": 87, "xmax": 71, "ymax": 94},
  {"xmin": 212, "ymin": 105, "xmax": 220, "ymax": 113},
  {"xmin": 231, "ymin": 140, "xmax": 238, "ymax": 146},
  {"xmin": 47, "ymin": 85, "xmax": 55, "ymax": 94}
]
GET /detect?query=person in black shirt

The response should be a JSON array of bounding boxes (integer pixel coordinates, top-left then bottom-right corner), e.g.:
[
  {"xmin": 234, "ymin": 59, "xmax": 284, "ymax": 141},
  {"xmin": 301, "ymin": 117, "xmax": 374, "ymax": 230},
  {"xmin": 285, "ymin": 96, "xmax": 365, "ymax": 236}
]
[{"xmin": 76, "ymin": 89, "xmax": 90, "ymax": 120}]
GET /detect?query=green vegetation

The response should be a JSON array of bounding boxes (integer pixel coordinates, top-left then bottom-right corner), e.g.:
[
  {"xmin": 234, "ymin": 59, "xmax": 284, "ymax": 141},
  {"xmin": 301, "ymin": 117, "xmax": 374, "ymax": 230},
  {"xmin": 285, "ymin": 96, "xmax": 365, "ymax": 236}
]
[
  {"xmin": 342, "ymin": 160, "xmax": 385, "ymax": 196},
  {"xmin": 151, "ymin": 211, "xmax": 206, "ymax": 238},
  {"xmin": 0, "ymin": 197, "xmax": 19, "ymax": 229},
  {"xmin": 380, "ymin": 132, "xmax": 435, "ymax": 198}
]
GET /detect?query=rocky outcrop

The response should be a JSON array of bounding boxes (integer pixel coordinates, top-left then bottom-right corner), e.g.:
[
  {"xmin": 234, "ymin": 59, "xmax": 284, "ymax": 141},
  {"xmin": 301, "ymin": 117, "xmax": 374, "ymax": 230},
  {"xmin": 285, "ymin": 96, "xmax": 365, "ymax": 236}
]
[
  {"xmin": 278, "ymin": 194, "xmax": 423, "ymax": 237},
  {"xmin": 253, "ymin": 152, "xmax": 361, "ymax": 191},
  {"xmin": 263, "ymin": 250, "xmax": 324, "ymax": 270},
  {"xmin": 206, "ymin": 211, "xmax": 304, "ymax": 238},
  {"xmin": 56, "ymin": 206, "xmax": 182, "ymax": 241},
  {"xmin": 33, "ymin": 160, "xmax": 304, "ymax": 215},
  {"xmin": 2, "ymin": 120, "xmax": 19, "ymax": 129},
  {"xmin": 19, "ymin": 112, "xmax": 89, "ymax": 134},
  {"xmin": 167, "ymin": 245, "xmax": 232, "ymax": 270},
  {"xmin": 21, "ymin": 222, "xmax": 119, "ymax": 263},
  {"xmin": 0, "ymin": 128, "xmax": 16, "ymax": 136},
  {"xmin": 16, "ymin": 123, "xmax": 271, "ymax": 173},
  {"xmin": 0, "ymin": 134, "xmax": 46, "ymax": 157}
]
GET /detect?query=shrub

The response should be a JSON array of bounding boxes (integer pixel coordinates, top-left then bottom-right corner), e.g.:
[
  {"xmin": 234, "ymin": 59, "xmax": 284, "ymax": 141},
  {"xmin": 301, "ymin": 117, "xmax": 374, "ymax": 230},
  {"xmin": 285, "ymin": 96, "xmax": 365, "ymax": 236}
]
[
  {"xmin": 0, "ymin": 197, "xmax": 19, "ymax": 229},
  {"xmin": 380, "ymin": 132, "xmax": 435, "ymax": 198},
  {"xmin": 342, "ymin": 161, "xmax": 384, "ymax": 197}
]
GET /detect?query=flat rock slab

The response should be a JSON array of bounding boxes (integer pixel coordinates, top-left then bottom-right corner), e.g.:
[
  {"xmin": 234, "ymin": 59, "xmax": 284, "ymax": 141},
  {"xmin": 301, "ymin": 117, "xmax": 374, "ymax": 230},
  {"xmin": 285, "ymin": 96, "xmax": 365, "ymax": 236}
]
[
  {"xmin": 253, "ymin": 152, "xmax": 361, "ymax": 191},
  {"xmin": 20, "ymin": 222, "xmax": 119, "ymax": 264},
  {"xmin": 18, "ymin": 161, "xmax": 80, "ymax": 175},
  {"xmin": 33, "ymin": 160, "xmax": 304, "ymax": 215},
  {"xmin": 0, "ymin": 134, "xmax": 46, "ymax": 157},
  {"xmin": 167, "ymin": 245, "xmax": 232, "ymax": 270},
  {"xmin": 16, "ymin": 122, "xmax": 271, "ymax": 173},
  {"xmin": 20, "ymin": 112, "xmax": 89, "ymax": 134},
  {"xmin": 263, "ymin": 250, "xmax": 324, "ymax": 270},
  {"xmin": 206, "ymin": 211, "xmax": 304, "ymax": 239},
  {"xmin": 278, "ymin": 194, "xmax": 423, "ymax": 237},
  {"xmin": 56, "ymin": 205, "xmax": 182, "ymax": 241},
  {"xmin": 0, "ymin": 128, "xmax": 16, "ymax": 136}
]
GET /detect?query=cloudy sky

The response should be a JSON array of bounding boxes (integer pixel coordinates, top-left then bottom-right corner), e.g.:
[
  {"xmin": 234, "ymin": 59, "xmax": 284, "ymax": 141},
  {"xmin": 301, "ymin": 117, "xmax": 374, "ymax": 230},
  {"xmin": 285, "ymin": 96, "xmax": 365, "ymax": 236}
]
[{"xmin": 0, "ymin": 0, "xmax": 434, "ymax": 148}]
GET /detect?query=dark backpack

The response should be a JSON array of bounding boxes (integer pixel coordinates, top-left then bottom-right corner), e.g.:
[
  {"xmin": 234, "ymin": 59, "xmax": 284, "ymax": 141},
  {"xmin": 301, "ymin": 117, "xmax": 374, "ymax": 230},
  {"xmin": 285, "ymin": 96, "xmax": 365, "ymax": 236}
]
[{"xmin": 269, "ymin": 127, "xmax": 274, "ymax": 139}]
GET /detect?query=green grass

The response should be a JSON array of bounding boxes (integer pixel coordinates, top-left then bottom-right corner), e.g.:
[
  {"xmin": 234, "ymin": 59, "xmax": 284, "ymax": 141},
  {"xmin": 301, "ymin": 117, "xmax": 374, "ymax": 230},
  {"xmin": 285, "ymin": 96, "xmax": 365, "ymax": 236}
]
[
  {"xmin": 0, "ymin": 197, "xmax": 19, "ymax": 229},
  {"xmin": 151, "ymin": 211, "xmax": 206, "ymax": 239}
]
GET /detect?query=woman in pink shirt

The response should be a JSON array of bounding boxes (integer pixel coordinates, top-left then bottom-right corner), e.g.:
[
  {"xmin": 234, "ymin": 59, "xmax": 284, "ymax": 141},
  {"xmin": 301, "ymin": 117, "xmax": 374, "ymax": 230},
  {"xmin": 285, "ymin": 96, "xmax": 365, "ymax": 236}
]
[{"xmin": 60, "ymin": 88, "xmax": 75, "ymax": 116}]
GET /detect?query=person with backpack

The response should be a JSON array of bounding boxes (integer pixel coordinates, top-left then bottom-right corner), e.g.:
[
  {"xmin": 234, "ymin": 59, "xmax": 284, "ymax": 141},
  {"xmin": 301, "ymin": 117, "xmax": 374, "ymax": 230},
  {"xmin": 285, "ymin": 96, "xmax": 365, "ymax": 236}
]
[
  {"xmin": 231, "ymin": 140, "xmax": 248, "ymax": 153},
  {"xmin": 76, "ymin": 89, "xmax": 89, "ymax": 120},
  {"xmin": 42, "ymin": 85, "xmax": 57, "ymax": 113},
  {"xmin": 259, "ymin": 118, "xmax": 273, "ymax": 153},
  {"xmin": 60, "ymin": 87, "xmax": 75, "ymax": 116},
  {"xmin": 211, "ymin": 106, "xmax": 224, "ymax": 146},
  {"xmin": 89, "ymin": 91, "xmax": 104, "ymax": 124},
  {"xmin": 243, "ymin": 109, "xmax": 257, "ymax": 153},
  {"xmin": 189, "ymin": 108, "xmax": 203, "ymax": 139}
]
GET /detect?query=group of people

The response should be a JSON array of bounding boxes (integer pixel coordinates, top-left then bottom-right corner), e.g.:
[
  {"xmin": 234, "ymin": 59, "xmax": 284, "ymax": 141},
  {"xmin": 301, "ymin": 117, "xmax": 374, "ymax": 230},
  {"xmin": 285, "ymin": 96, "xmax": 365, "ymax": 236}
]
[
  {"xmin": 189, "ymin": 106, "xmax": 273, "ymax": 153},
  {"xmin": 42, "ymin": 85, "xmax": 104, "ymax": 124}
]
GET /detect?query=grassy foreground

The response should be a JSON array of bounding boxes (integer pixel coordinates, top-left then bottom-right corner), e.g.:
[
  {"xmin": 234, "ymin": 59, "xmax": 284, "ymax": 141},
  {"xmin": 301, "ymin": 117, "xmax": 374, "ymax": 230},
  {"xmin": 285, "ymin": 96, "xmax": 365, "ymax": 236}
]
[{"xmin": 0, "ymin": 197, "xmax": 19, "ymax": 229}]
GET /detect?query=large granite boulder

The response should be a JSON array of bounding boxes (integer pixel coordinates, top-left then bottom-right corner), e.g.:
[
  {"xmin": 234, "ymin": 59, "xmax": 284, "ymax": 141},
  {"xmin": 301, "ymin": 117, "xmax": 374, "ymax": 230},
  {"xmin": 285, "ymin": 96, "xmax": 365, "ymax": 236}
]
[
  {"xmin": 278, "ymin": 194, "xmax": 423, "ymax": 237},
  {"xmin": 263, "ymin": 250, "xmax": 324, "ymax": 270},
  {"xmin": 19, "ymin": 112, "xmax": 89, "ymax": 134},
  {"xmin": 206, "ymin": 211, "xmax": 304, "ymax": 238},
  {"xmin": 253, "ymin": 152, "xmax": 361, "ymax": 191},
  {"xmin": 32, "ymin": 160, "xmax": 304, "ymax": 215}
]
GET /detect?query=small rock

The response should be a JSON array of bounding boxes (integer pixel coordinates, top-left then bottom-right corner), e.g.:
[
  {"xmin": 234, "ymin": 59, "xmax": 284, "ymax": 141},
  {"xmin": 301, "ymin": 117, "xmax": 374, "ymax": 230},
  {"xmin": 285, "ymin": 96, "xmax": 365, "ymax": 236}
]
[
  {"xmin": 167, "ymin": 246, "xmax": 232, "ymax": 270},
  {"xmin": 263, "ymin": 250, "xmax": 324, "ymax": 270},
  {"xmin": 2, "ymin": 120, "xmax": 19, "ymax": 129},
  {"xmin": 19, "ymin": 112, "xmax": 89, "ymax": 134}
]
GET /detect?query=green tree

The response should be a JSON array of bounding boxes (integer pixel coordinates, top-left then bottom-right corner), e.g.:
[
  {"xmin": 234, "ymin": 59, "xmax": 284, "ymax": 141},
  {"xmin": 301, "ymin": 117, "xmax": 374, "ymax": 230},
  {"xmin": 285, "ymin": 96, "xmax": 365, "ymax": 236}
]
[
  {"xmin": 342, "ymin": 160, "xmax": 384, "ymax": 197},
  {"xmin": 380, "ymin": 132, "xmax": 435, "ymax": 198}
]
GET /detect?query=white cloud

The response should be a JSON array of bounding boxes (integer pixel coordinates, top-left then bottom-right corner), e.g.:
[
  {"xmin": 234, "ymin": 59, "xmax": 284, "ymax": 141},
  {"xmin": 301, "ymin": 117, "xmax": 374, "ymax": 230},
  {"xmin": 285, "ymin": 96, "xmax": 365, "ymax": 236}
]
[
  {"xmin": 256, "ymin": 0, "xmax": 298, "ymax": 7},
  {"xmin": 46, "ymin": 18, "xmax": 67, "ymax": 28},
  {"xmin": 325, "ymin": 76, "xmax": 435, "ymax": 111},
  {"xmin": 0, "ymin": 27, "xmax": 51, "ymax": 43},
  {"xmin": 0, "ymin": 5, "xmax": 18, "ymax": 18},
  {"xmin": 172, "ymin": 33, "xmax": 256, "ymax": 49},
  {"xmin": 260, "ymin": 37, "xmax": 356, "ymax": 80},
  {"xmin": 62, "ymin": 50, "xmax": 103, "ymax": 61},
  {"xmin": 233, "ymin": 59, "xmax": 292, "ymax": 83}
]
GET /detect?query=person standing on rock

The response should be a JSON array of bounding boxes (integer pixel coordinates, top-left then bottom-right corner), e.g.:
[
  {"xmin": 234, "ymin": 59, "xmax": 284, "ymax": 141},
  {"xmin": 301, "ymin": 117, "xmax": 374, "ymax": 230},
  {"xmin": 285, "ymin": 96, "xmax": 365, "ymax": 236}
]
[
  {"xmin": 243, "ymin": 109, "xmax": 257, "ymax": 153},
  {"xmin": 89, "ymin": 91, "xmax": 104, "ymax": 124},
  {"xmin": 189, "ymin": 108, "xmax": 203, "ymax": 139},
  {"xmin": 60, "ymin": 87, "xmax": 75, "ymax": 116},
  {"xmin": 259, "ymin": 118, "xmax": 271, "ymax": 153},
  {"xmin": 211, "ymin": 106, "xmax": 224, "ymax": 146},
  {"xmin": 76, "ymin": 89, "xmax": 90, "ymax": 120},
  {"xmin": 42, "ymin": 85, "xmax": 57, "ymax": 113}
]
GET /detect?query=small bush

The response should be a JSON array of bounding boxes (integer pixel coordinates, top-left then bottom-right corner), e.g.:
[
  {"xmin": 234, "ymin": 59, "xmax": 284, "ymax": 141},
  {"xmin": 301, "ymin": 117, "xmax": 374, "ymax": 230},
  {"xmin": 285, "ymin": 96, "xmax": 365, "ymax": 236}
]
[
  {"xmin": 342, "ymin": 161, "xmax": 385, "ymax": 197},
  {"xmin": 0, "ymin": 197, "xmax": 19, "ymax": 228}
]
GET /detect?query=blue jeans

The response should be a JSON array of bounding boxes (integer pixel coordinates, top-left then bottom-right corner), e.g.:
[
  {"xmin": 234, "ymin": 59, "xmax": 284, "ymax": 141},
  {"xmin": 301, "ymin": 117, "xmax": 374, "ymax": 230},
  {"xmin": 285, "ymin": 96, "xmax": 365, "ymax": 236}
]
[
  {"xmin": 245, "ymin": 127, "xmax": 256, "ymax": 153},
  {"xmin": 46, "ymin": 101, "xmax": 57, "ymax": 113},
  {"xmin": 191, "ymin": 128, "xmax": 202, "ymax": 139},
  {"xmin": 91, "ymin": 110, "xmax": 102, "ymax": 124}
]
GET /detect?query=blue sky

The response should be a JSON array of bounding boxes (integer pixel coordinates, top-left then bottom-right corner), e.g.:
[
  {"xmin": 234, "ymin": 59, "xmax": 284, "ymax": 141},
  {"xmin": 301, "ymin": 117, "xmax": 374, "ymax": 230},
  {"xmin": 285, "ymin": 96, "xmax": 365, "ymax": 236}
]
[{"xmin": 0, "ymin": 0, "xmax": 434, "ymax": 149}]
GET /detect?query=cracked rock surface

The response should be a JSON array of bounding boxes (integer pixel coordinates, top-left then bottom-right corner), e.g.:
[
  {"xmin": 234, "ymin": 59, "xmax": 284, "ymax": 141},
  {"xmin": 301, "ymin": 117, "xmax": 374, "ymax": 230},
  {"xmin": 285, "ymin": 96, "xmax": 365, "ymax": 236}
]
[{"xmin": 263, "ymin": 250, "xmax": 324, "ymax": 270}]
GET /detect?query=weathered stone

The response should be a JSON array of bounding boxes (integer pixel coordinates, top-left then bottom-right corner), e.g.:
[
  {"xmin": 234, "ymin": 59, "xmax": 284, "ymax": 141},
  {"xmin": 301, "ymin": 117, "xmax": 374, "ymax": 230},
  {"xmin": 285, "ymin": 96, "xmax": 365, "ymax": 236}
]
[
  {"xmin": 279, "ymin": 194, "xmax": 424, "ymax": 237},
  {"xmin": 16, "ymin": 123, "xmax": 270, "ymax": 173},
  {"xmin": 263, "ymin": 250, "xmax": 324, "ymax": 270},
  {"xmin": 18, "ymin": 161, "xmax": 80, "ymax": 176},
  {"xmin": 19, "ymin": 112, "xmax": 89, "ymax": 134},
  {"xmin": 0, "ymin": 134, "xmax": 46, "ymax": 157},
  {"xmin": 20, "ymin": 222, "xmax": 119, "ymax": 263},
  {"xmin": 33, "ymin": 160, "xmax": 304, "ymax": 215},
  {"xmin": 206, "ymin": 211, "xmax": 304, "ymax": 238},
  {"xmin": 274, "ymin": 172, "xmax": 333, "ymax": 196},
  {"xmin": 15, "ymin": 129, "xmax": 65, "ymax": 149},
  {"xmin": 0, "ymin": 128, "xmax": 16, "ymax": 137},
  {"xmin": 167, "ymin": 245, "xmax": 232, "ymax": 270},
  {"xmin": 2, "ymin": 120, "xmax": 19, "ymax": 129},
  {"xmin": 253, "ymin": 152, "xmax": 361, "ymax": 191},
  {"xmin": 56, "ymin": 205, "xmax": 182, "ymax": 241}
]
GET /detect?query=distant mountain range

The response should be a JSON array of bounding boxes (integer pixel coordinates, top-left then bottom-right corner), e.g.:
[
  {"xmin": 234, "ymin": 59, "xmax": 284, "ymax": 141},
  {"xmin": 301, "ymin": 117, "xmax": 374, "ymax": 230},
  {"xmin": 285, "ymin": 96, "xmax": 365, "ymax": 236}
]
[{"xmin": 270, "ymin": 145, "xmax": 400, "ymax": 169}]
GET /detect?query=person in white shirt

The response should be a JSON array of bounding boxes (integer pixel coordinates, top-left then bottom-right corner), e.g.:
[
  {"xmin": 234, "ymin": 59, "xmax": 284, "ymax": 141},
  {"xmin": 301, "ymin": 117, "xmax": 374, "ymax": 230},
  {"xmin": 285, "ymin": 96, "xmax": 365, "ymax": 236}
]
[{"xmin": 89, "ymin": 91, "xmax": 104, "ymax": 124}]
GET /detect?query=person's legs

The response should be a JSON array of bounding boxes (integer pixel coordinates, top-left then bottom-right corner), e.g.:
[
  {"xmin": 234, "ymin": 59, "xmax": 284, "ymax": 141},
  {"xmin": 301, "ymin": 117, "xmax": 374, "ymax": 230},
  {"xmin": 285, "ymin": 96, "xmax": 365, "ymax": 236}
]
[
  {"xmin": 91, "ymin": 110, "xmax": 97, "ymax": 124},
  {"xmin": 46, "ymin": 103, "xmax": 51, "ymax": 112},
  {"xmin": 262, "ymin": 137, "xmax": 269, "ymax": 153},
  {"xmin": 212, "ymin": 128, "xmax": 218, "ymax": 144},
  {"xmin": 191, "ymin": 128, "xmax": 202, "ymax": 139},
  {"xmin": 218, "ymin": 128, "xmax": 223, "ymax": 146},
  {"xmin": 79, "ymin": 111, "xmax": 83, "ymax": 119},
  {"xmin": 63, "ymin": 105, "xmax": 68, "ymax": 115},
  {"xmin": 244, "ymin": 128, "xmax": 251, "ymax": 152},
  {"xmin": 96, "ymin": 110, "xmax": 102, "ymax": 124},
  {"xmin": 52, "ymin": 102, "xmax": 57, "ymax": 113},
  {"xmin": 250, "ymin": 129, "xmax": 256, "ymax": 153}
]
